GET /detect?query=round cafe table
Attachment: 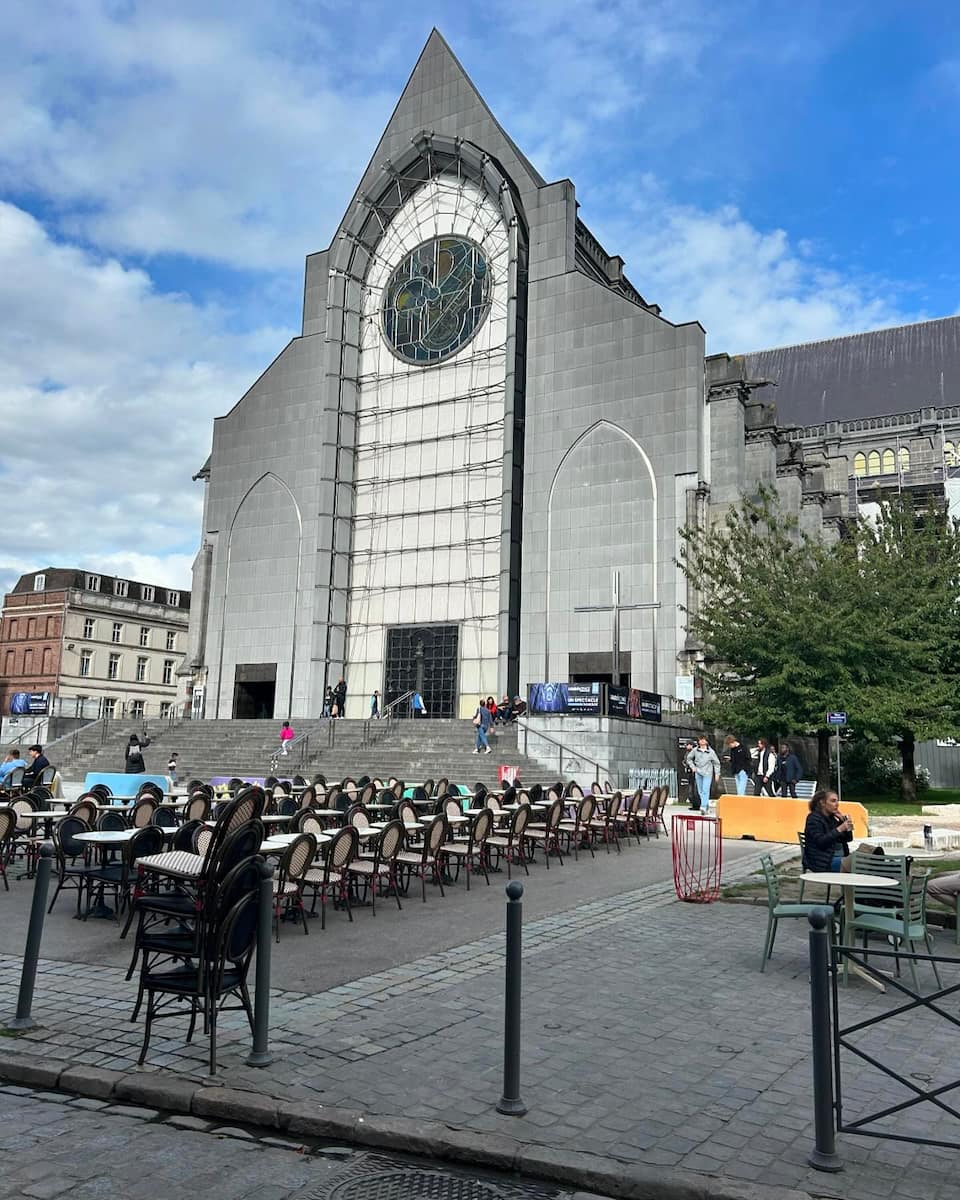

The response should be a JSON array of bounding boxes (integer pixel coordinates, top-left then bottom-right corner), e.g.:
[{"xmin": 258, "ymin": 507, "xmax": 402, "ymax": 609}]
[
  {"xmin": 800, "ymin": 871, "xmax": 898, "ymax": 990},
  {"xmin": 74, "ymin": 829, "xmax": 139, "ymax": 920}
]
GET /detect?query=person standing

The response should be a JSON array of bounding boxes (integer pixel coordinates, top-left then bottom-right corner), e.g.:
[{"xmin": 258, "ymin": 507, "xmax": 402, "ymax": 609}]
[
  {"xmin": 370, "ymin": 690, "xmax": 380, "ymax": 718},
  {"xmin": 472, "ymin": 696, "xmax": 493, "ymax": 753},
  {"xmin": 279, "ymin": 721, "xmax": 295, "ymax": 756},
  {"xmin": 754, "ymin": 738, "xmax": 778, "ymax": 796},
  {"xmin": 332, "ymin": 677, "xmax": 347, "ymax": 718},
  {"xmin": 684, "ymin": 736, "xmax": 720, "ymax": 811},
  {"xmin": 778, "ymin": 743, "xmax": 803, "ymax": 798},
  {"xmin": 723, "ymin": 735, "xmax": 753, "ymax": 796},
  {"xmin": 167, "ymin": 752, "xmax": 179, "ymax": 784},
  {"xmin": 411, "ymin": 691, "xmax": 427, "ymax": 718},
  {"xmin": 124, "ymin": 733, "xmax": 150, "ymax": 774}
]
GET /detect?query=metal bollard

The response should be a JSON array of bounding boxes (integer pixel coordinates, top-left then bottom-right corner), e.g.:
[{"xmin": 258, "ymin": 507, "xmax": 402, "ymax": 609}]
[
  {"xmin": 246, "ymin": 859, "xmax": 275, "ymax": 1067},
  {"xmin": 10, "ymin": 843, "xmax": 54, "ymax": 1030},
  {"xmin": 808, "ymin": 907, "xmax": 842, "ymax": 1172},
  {"xmin": 496, "ymin": 880, "xmax": 527, "ymax": 1116}
]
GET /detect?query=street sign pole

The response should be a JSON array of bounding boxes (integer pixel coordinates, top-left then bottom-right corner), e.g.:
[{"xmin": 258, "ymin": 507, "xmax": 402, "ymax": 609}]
[
  {"xmin": 826, "ymin": 712, "xmax": 847, "ymax": 802},
  {"xmin": 836, "ymin": 728, "xmax": 842, "ymax": 803}
]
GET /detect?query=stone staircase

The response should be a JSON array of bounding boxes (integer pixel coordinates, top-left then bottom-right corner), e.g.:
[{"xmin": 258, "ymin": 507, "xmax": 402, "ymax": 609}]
[{"xmin": 51, "ymin": 717, "xmax": 550, "ymax": 788}]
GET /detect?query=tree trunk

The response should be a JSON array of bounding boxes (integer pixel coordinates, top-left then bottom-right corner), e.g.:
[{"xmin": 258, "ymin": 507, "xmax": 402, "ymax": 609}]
[
  {"xmin": 817, "ymin": 730, "xmax": 832, "ymax": 790},
  {"xmin": 900, "ymin": 731, "xmax": 918, "ymax": 804}
]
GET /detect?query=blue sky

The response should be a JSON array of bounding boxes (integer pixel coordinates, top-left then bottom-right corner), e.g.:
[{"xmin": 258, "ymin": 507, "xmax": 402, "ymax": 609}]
[{"xmin": 0, "ymin": 0, "xmax": 957, "ymax": 595}]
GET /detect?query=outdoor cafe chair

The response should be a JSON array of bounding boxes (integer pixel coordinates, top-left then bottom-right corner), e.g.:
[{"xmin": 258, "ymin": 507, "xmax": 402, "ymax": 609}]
[
  {"xmin": 564, "ymin": 780, "xmax": 584, "ymax": 800},
  {"xmin": 86, "ymin": 825, "xmax": 165, "ymax": 923},
  {"xmin": 128, "ymin": 856, "xmax": 261, "ymax": 1023},
  {"xmin": 39, "ymin": 766, "xmax": 57, "ymax": 788},
  {"xmin": 276, "ymin": 794, "xmax": 299, "ymax": 817},
  {"xmin": 434, "ymin": 777, "xmax": 448, "ymax": 800},
  {"xmin": 47, "ymin": 816, "xmax": 96, "ymax": 916},
  {"xmin": 298, "ymin": 784, "xmax": 317, "ymax": 808},
  {"xmin": 292, "ymin": 810, "xmax": 326, "ymax": 839},
  {"xmin": 848, "ymin": 872, "xmax": 942, "ymax": 992},
  {"xmin": 304, "ymin": 825, "xmax": 358, "ymax": 929},
  {"xmin": 348, "ymin": 819, "xmax": 405, "ymax": 914},
  {"xmin": 89, "ymin": 784, "xmax": 112, "ymax": 801},
  {"xmin": 558, "ymin": 795, "xmax": 596, "ymax": 861},
  {"xmin": 137, "ymin": 890, "xmax": 259, "ymax": 1076},
  {"xmin": 851, "ymin": 850, "xmax": 906, "ymax": 917},
  {"xmin": 346, "ymin": 804, "xmax": 371, "ymax": 831},
  {"xmin": 96, "ymin": 809, "xmax": 128, "ymax": 832},
  {"xmin": 396, "ymin": 814, "xmax": 448, "ymax": 902},
  {"xmin": 487, "ymin": 803, "xmax": 532, "ymax": 878},
  {"xmin": 185, "ymin": 794, "xmax": 210, "ymax": 823},
  {"xmin": 759, "ymin": 854, "xmax": 828, "ymax": 972},
  {"xmin": 440, "ymin": 808, "xmax": 493, "ymax": 891},
  {"xmin": 523, "ymin": 795, "xmax": 564, "ymax": 868},
  {"xmin": 173, "ymin": 820, "xmax": 203, "ymax": 851},
  {"xmin": 272, "ymin": 833, "xmax": 316, "ymax": 941},
  {"xmin": 422, "ymin": 778, "xmax": 435, "ymax": 798},
  {"xmin": 615, "ymin": 790, "xmax": 643, "ymax": 845},
  {"xmin": 500, "ymin": 785, "xmax": 517, "ymax": 807},
  {"xmin": 588, "ymin": 792, "xmax": 622, "ymax": 853},
  {"xmin": 69, "ymin": 798, "xmax": 99, "ymax": 826},
  {"xmin": 130, "ymin": 798, "xmax": 158, "ymax": 829},
  {"xmin": 0, "ymin": 807, "xmax": 17, "ymax": 890}
]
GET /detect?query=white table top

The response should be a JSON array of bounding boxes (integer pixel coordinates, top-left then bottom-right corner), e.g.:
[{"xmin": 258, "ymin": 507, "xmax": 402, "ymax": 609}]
[
  {"xmin": 75, "ymin": 829, "xmax": 139, "ymax": 843},
  {"xmin": 422, "ymin": 814, "xmax": 469, "ymax": 825},
  {"xmin": 800, "ymin": 871, "xmax": 898, "ymax": 888},
  {"xmin": 17, "ymin": 810, "xmax": 64, "ymax": 821},
  {"xmin": 262, "ymin": 832, "xmax": 331, "ymax": 851}
]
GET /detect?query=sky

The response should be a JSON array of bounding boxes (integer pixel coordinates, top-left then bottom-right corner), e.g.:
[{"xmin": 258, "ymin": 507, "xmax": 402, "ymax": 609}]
[{"xmin": 1, "ymin": 0, "xmax": 958, "ymax": 597}]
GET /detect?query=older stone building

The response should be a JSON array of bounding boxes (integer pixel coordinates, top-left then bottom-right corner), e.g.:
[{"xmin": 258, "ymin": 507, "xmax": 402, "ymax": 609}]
[{"xmin": 184, "ymin": 30, "xmax": 960, "ymax": 722}]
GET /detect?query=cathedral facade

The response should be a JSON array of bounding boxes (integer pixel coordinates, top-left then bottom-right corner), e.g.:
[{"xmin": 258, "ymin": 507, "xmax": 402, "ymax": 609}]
[{"xmin": 184, "ymin": 31, "xmax": 960, "ymax": 722}]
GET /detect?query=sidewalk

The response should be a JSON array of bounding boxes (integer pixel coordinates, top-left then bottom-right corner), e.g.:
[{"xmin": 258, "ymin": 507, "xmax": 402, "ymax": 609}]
[{"xmin": 1, "ymin": 842, "xmax": 958, "ymax": 1199}]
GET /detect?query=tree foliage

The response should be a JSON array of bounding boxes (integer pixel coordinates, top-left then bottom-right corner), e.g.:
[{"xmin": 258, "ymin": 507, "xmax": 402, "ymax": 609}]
[{"xmin": 678, "ymin": 489, "xmax": 960, "ymax": 800}]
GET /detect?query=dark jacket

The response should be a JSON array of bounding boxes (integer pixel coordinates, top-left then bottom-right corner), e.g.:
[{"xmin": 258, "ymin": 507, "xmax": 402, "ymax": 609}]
[
  {"xmin": 21, "ymin": 754, "xmax": 50, "ymax": 788},
  {"xmin": 124, "ymin": 737, "xmax": 150, "ymax": 774},
  {"xmin": 803, "ymin": 809, "xmax": 852, "ymax": 871},
  {"xmin": 728, "ymin": 743, "xmax": 752, "ymax": 775},
  {"xmin": 780, "ymin": 752, "xmax": 803, "ymax": 784}
]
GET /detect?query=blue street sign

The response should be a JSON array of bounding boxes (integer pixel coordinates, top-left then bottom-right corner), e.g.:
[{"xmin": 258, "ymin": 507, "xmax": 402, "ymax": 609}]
[{"xmin": 826, "ymin": 712, "xmax": 847, "ymax": 726}]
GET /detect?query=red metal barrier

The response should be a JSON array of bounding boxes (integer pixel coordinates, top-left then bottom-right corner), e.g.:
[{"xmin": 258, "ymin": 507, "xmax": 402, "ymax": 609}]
[{"xmin": 671, "ymin": 813, "xmax": 722, "ymax": 902}]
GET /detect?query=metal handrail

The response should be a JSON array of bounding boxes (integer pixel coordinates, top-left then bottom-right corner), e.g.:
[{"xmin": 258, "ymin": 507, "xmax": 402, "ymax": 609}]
[
  {"xmin": 269, "ymin": 730, "xmax": 311, "ymax": 773},
  {"xmin": 382, "ymin": 690, "xmax": 415, "ymax": 719},
  {"xmin": 361, "ymin": 690, "xmax": 414, "ymax": 748},
  {"xmin": 515, "ymin": 718, "xmax": 616, "ymax": 785}
]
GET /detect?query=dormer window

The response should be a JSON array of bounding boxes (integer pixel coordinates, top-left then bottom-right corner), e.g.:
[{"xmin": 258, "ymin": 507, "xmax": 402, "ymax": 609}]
[
  {"xmin": 142, "ymin": 585, "xmax": 154, "ymax": 602},
  {"xmin": 114, "ymin": 579, "xmax": 129, "ymax": 597},
  {"xmin": 33, "ymin": 574, "xmax": 45, "ymax": 592},
  {"xmin": 167, "ymin": 590, "xmax": 180, "ymax": 607},
  {"xmin": 85, "ymin": 574, "xmax": 100, "ymax": 591}
]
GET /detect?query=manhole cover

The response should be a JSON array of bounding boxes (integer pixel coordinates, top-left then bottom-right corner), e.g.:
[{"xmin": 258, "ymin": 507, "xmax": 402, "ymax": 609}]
[{"xmin": 303, "ymin": 1153, "xmax": 562, "ymax": 1200}]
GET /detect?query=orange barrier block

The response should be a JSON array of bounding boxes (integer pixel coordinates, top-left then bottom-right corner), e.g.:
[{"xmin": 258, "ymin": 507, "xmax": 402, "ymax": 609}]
[{"xmin": 714, "ymin": 794, "xmax": 869, "ymax": 843}]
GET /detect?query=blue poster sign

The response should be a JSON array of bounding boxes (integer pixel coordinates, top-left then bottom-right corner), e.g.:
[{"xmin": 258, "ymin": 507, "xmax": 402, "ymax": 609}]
[{"xmin": 826, "ymin": 711, "xmax": 847, "ymax": 726}]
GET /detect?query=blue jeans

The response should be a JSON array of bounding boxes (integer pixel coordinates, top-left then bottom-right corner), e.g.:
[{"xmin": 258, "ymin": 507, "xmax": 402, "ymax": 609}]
[
  {"xmin": 734, "ymin": 770, "xmax": 749, "ymax": 795},
  {"xmin": 476, "ymin": 725, "xmax": 489, "ymax": 750},
  {"xmin": 695, "ymin": 773, "xmax": 712, "ymax": 809}
]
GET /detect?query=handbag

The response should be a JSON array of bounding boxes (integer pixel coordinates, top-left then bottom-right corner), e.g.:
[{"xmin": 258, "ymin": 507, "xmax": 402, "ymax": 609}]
[{"xmin": 472, "ymin": 712, "xmax": 481, "ymax": 727}]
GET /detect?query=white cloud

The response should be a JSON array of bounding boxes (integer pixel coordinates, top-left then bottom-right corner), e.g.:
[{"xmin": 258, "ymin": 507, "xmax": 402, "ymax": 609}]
[{"xmin": 0, "ymin": 201, "xmax": 291, "ymax": 596}]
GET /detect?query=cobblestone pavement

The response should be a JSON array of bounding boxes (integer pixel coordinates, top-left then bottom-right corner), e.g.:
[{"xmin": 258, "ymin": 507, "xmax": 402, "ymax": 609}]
[
  {"xmin": 2, "ymin": 842, "xmax": 959, "ymax": 1199},
  {"xmin": 0, "ymin": 1085, "xmax": 590, "ymax": 1200}
]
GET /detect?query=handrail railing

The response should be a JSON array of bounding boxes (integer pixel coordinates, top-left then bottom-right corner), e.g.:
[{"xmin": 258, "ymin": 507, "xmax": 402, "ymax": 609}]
[
  {"xmin": 515, "ymin": 719, "xmax": 616, "ymax": 785},
  {"xmin": 269, "ymin": 730, "xmax": 311, "ymax": 773},
  {"xmin": 361, "ymin": 690, "xmax": 414, "ymax": 748},
  {"xmin": 382, "ymin": 690, "xmax": 414, "ymax": 719}
]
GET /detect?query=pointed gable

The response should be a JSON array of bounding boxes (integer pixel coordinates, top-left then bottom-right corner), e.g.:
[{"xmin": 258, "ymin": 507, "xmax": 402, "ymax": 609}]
[{"xmin": 337, "ymin": 28, "xmax": 544, "ymax": 236}]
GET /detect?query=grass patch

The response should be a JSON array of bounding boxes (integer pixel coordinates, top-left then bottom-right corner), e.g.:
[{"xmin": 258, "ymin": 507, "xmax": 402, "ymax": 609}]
[{"xmin": 850, "ymin": 789, "xmax": 960, "ymax": 816}]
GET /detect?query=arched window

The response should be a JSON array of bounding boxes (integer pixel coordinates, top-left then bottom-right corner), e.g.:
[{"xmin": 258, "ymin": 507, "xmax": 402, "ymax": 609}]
[
  {"xmin": 881, "ymin": 448, "xmax": 895, "ymax": 474},
  {"xmin": 867, "ymin": 450, "xmax": 881, "ymax": 476},
  {"xmin": 945, "ymin": 442, "xmax": 956, "ymax": 468},
  {"xmin": 853, "ymin": 452, "xmax": 867, "ymax": 478},
  {"xmin": 898, "ymin": 446, "xmax": 910, "ymax": 471}
]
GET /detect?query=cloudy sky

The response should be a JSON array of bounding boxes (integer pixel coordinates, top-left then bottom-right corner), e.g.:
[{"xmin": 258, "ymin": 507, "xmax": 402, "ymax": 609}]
[{"xmin": 1, "ymin": 1, "xmax": 957, "ymax": 596}]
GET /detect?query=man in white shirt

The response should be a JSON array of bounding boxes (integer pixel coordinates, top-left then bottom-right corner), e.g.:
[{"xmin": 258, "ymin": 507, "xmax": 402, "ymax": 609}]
[{"xmin": 754, "ymin": 738, "xmax": 778, "ymax": 796}]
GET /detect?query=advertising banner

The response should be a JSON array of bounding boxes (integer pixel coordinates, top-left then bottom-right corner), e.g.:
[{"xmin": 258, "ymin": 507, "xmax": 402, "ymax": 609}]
[
  {"xmin": 9, "ymin": 692, "xmax": 50, "ymax": 716},
  {"xmin": 607, "ymin": 685, "xmax": 629, "ymax": 717},
  {"xmin": 565, "ymin": 682, "xmax": 602, "ymax": 715}
]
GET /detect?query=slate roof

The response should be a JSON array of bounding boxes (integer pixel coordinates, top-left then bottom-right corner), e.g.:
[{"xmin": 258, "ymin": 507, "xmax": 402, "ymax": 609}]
[
  {"xmin": 10, "ymin": 569, "xmax": 190, "ymax": 610},
  {"xmin": 741, "ymin": 315, "xmax": 960, "ymax": 428}
]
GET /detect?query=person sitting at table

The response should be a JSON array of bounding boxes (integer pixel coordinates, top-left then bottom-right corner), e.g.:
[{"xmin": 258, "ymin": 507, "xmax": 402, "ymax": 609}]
[
  {"xmin": 0, "ymin": 747, "xmax": 26, "ymax": 787},
  {"xmin": 803, "ymin": 790, "xmax": 854, "ymax": 872},
  {"xmin": 21, "ymin": 744, "xmax": 50, "ymax": 789}
]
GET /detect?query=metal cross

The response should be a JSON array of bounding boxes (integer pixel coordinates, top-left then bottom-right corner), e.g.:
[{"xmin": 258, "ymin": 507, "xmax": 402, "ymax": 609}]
[{"xmin": 574, "ymin": 570, "xmax": 660, "ymax": 689}]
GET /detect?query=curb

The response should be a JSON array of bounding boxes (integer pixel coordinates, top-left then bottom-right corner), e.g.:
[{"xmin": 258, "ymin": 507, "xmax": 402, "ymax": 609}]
[{"xmin": 0, "ymin": 1049, "xmax": 817, "ymax": 1200}]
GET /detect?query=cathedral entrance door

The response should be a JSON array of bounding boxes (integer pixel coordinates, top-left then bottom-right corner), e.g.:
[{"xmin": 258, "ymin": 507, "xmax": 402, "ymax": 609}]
[
  {"xmin": 384, "ymin": 625, "xmax": 459, "ymax": 718},
  {"xmin": 233, "ymin": 663, "xmax": 277, "ymax": 719}
]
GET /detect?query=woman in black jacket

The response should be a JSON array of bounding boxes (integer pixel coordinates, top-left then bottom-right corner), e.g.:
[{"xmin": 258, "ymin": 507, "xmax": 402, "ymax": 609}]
[
  {"xmin": 803, "ymin": 790, "xmax": 853, "ymax": 872},
  {"xmin": 124, "ymin": 733, "xmax": 150, "ymax": 774}
]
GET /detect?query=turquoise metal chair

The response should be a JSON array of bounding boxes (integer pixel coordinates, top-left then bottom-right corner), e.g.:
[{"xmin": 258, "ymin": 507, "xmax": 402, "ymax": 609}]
[{"xmin": 848, "ymin": 872, "xmax": 942, "ymax": 992}]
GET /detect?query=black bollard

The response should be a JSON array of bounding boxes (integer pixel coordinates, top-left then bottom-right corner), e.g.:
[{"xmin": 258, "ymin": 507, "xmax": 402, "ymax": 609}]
[
  {"xmin": 246, "ymin": 859, "xmax": 275, "ymax": 1068},
  {"xmin": 10, "ymin": 843, "xmax": 54, "ymax": 1030},
  {"xmin": 808, "ymin": 907, "xmax": 842, "ymax": 1172},
  {"xmin": 497, "ymin": 880, "xmax": 527, "ymax": 1116}
]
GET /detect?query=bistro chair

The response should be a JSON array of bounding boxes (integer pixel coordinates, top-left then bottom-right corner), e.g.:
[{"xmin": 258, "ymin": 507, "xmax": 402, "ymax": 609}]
[
  {"xmin": 272, "ymin": 833, "xmax": 317, "ymax": 941},
  {"xmin": 137, "ymin": 890, "xmax": 259, "ymax": 1076},
  {"xmin": 396, "ymin": 814, "xmax": 448, "ymax": 902},
  {"xmin": 0, "ymin": 807, "xmax": 17, "ymax": 890},
  {"xmin": 348, "ymin": 820, "xmax": 405, "ymax": 914},
  {"xmin": 89, "ymin": 784, "xmax": 112, "ymax": 801},
  {"xmin": 304, "ymin": 825, "xmax": 358, "ymax": 929},
  {"xmin": 96, "ymin": 809, "xmax": 128, "ymax": 832},
  {"xmin": 48, "ymin": 817, "xmax": 96, "ymax": 916},
  {"xmin": 440, "ymin": 808, "xmax": 493, "ymax": 890},
  {"xmin": 588, "ymin": 792, "xmax": 622, "ymax": 853},
  {"xmin": 185, "ymin": 794, "xmax": 210, "ymax": 823},
  {"xmin": 86, "ymin": 825, "xmax": 165, "ymax": 923},
  {"xmin": 759, "ymin": 854, "xmax": 827, "ymax": 972},
  {"xmin": 487, "ymin": 803, "xmax": 532, "ymax": 878},
  {"xmin": 558, "ymin": 795, "xmax": 596, "ymax": 861},
  {"xmin": 130, "ymin": 798, "xmax": 158, "ymax": 829},
  {"xmin": 523, "ymin": 795, "xmax": 564, "ymax": 867}
]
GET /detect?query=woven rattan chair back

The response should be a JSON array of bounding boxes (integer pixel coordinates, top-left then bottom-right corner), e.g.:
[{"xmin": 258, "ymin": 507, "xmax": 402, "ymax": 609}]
[
  {"xmin": 392, "ymin": 781, "xmax": 404, "ymax": 801},
  {"xmin": 485, "ymin": 794, "xmax": 502, "ymax": 813},
  {"xmin": 510, "ymin": 803, "xmax": 532, "ymax": 839},
  {"xmin": 397, "ymin": 799, "xmax": 417, "ymax": 825},
  {"xmin": 542, "ymin": 796, "xmax": 564, "ymax": 833},
  {"xmin": 12, "ymin": 797, "xmax": 36, "ymax": 833},
  {"xmin": 578, "ymin": 795, "xmax": 596, "ymax": 828},
  {"xmin": 471, "ymin": 808, "xmax": 495, "ymax": 846},
  {"xmin": 186, "ymin": 795, "xmax": 210, "ymax": 823},
  {"xmin": 195, "ymin": 826, "xmax": 214, "ymax": 856},
  {"xmin": 346, "ymin": 805, "xmax": 370, "ymax": 830},
  {"xmin": 358, "ymin": 783, "xmax": 375, "ymax": 806},
  {"xmin": 443, "ymin": 797, "xmax": 462, "ymax": 820},
  {"xmin": 435, "ymin": 777, "xmax": 448, "ymax": 799},
  {"xmin": 279, "ymin": 833, "xmax": 317, "ymax": 885},
  {"xmin": 69, "ymin": 799, "xmax": 98, "ymax": 826},
  {"xmin": 377, "ymin": 820, "xmax": 405, "ymax": 862},
  {"xmin": 607, "ymin": 793, "xmax": 623, "ymax": 822},
  {"xmin": 0, "ymin": 807, "xmax": 17, "ymax": 849},
  {"xmin": 328, "ymin": 826, "xmax": 359, "ymax": 872},
  {"xmin": 424, "ymin": 814, "xmax": 447, "ymax": 860},
  {"xmin": 299, "ymin": 785, "xmax": 317, "ymax": 808},
  {"xmin": 422, "ymin": 778, "xmax": 435, "ymax": 797},
  {"xmin": 273, "ymin": 780, "xmax": 292, "ymax": 797},
  {"xmin": 131, "ymin": 798, "xmax": 158, "ymax": 828}
]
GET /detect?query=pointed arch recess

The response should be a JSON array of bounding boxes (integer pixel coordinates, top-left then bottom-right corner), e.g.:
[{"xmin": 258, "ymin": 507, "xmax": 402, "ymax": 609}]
[
  {"xmin": 215, "ymin": 472, "xmax": 304, "ymax": 717},
  {"xmin": 544, "ymin": 420, "xmax": 658, "ymax": 682}
]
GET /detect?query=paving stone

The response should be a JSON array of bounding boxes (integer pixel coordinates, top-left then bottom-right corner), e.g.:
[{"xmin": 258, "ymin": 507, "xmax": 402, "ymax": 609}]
[{"xmin": 103, "ymin": 1103, "xmax": 160, "ymax": 1120}]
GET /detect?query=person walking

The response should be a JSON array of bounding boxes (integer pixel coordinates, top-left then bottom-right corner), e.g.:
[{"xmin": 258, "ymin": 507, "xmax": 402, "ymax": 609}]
[
  {"xmin": 684, "ymin": 736, "xmax": 720, "ymax": 811},
  {"xmin": 322, "ymin": 687, "xmax": 334, "ymax": 718},
  {"xmin": 754, "ymin": 737, "xmax": 778, "ymax": 796},
  {"xmin": 279, "ymin": 721, "xmax": 295, "ymax": 756},
  {"xmin": 724, "ymin": 735, "xmax": 753, "ymax": 796},
  {"xmin": 778, "ymin": 743, "xmax": 803, "ymax": 798},
  {"xmin": 370, "ymin": 689, "xmax": 380, "ymax": 718},
  {"xmin": 472, "ymin": 696, "xmax": 493, "ymax": 754},
  {"xmin": 411, "ymin": 690, "xmax": 427, "ymax": 718},
  {"xmin": 124, "ymin": 733, "xmax": 150, "ymax": 774}
]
